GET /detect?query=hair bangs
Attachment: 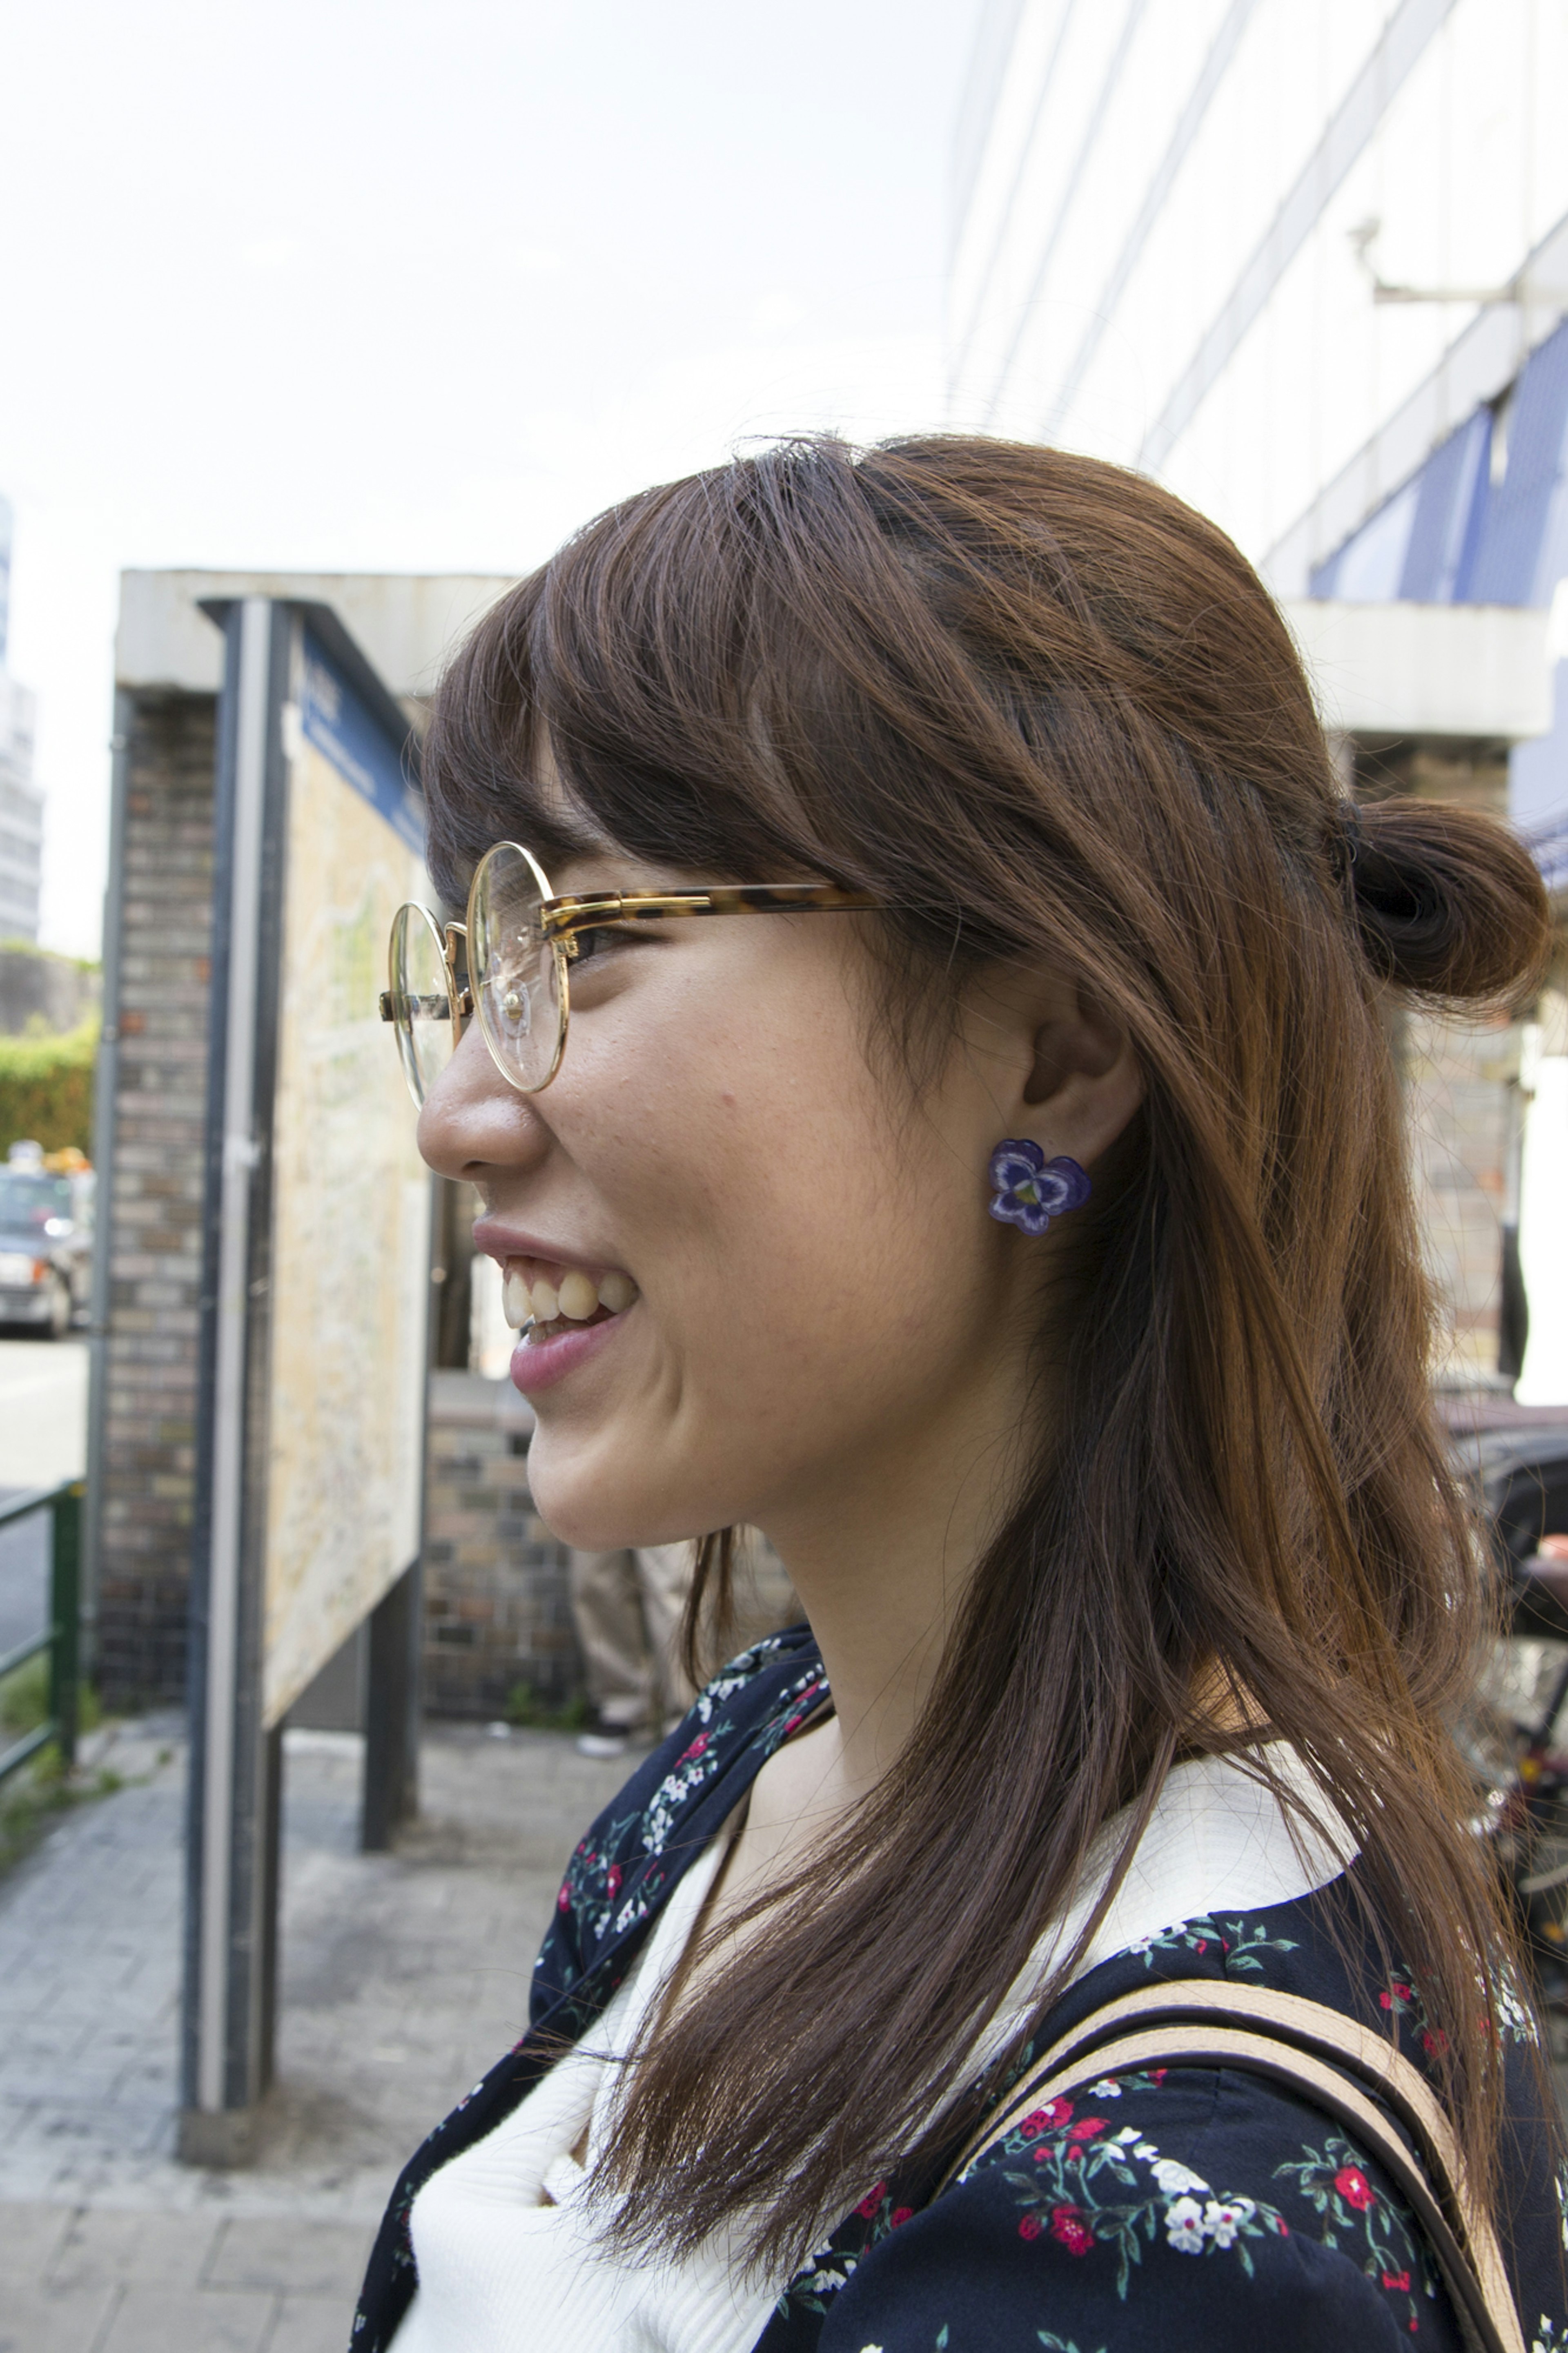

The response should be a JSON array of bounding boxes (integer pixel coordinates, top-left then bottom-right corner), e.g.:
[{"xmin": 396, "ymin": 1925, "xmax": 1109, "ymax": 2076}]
[{"xmin": 421, "ymin": 457, "xmax": 893, "ymax": 913}]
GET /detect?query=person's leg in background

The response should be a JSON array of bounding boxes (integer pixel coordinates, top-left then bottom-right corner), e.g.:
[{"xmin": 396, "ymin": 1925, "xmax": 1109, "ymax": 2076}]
[
  {"xmin": 633, "ymin": 1543, "xmax": 699, "ymax": 1736},
  {"xmin": 568, "ymin": 1547, "xmax": 655, "ymax": 1758}
]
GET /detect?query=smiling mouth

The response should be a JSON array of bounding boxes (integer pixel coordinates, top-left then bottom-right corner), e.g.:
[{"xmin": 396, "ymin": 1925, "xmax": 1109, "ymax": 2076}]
[{"xmin": 500, "ymin": 1257, "xmax": 637, "ymax": 1343}]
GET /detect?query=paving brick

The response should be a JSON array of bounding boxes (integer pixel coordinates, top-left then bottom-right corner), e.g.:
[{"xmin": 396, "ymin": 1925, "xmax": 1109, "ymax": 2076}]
[
  {"xmin": 265, "ymin": 2295, "xmax": 355, "ymax": 2353},
  {"xmin": 96, "ymin": 2286, "xmax": 275, "ymax": 2353},
  {"xmin": 0, "ymin": 2279, "xmax": 118, "ymax": 2353},
  {"xmin": 0, "ymin": 2201, "xmax": 73, "ymax": 2273},
  {"xmin": 204, "ymin": 2218, "xmax": 372, "ymax": 2298},
  {"xmin": 45, "ymin": 2205, "xmax": 223, "ymax": 2291}
]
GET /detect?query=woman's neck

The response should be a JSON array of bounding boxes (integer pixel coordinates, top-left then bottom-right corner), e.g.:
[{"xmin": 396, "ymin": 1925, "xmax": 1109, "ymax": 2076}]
[{"xmin": 754, "ymin": 1385, "xmax": 1031, "ymax": 1803}]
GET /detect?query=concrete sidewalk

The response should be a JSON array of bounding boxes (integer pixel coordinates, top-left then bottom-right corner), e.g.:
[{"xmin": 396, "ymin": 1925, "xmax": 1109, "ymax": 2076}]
[{"xmin": 0, "ymin": 1716, "xmax": 628, "ymax": 2352}]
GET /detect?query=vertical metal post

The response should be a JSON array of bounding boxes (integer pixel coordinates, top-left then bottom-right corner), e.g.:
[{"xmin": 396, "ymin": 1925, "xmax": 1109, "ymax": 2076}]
[
  {"xmin": 362, "ymin": 1179, "xmax": 437, "ymax": 1852},
  {"xmin": 257, "ymin": 1724, "xmax": 283, "ymax": 2091},
  {"xmin": 1499, "ymin": 1070, "xmax": 1529, "ymax": 1386},
  {"xmin": 362, "ymin": 1562, "xmax": 422, "ymax": 1852},
  {"xmin": 180, "ymin": 598, "xmax": 288, "ymax": 2167},
  {"xmin": 48, "ymin": 1486, "xmax": 82, "ymax": 1772}
]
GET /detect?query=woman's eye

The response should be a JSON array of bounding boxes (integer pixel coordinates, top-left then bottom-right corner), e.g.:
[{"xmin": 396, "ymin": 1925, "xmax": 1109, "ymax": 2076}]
[{"xmin": 573, "ymin": 923, "xmax": 644, "ymax": 963}]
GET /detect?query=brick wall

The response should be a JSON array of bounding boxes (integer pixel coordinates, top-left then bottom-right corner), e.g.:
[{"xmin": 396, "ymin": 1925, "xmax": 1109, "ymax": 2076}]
[
  {"xmin": 421, "ymin": 1372, "xmax": 576, "ymax": 1718},
  {"xmin": 1357, "ymin": 744, "xmax": 1519, "ymax": 1388},
  {"xmin": 95, "ymin": 693, "xmax": 216, "ymax": 1709}
]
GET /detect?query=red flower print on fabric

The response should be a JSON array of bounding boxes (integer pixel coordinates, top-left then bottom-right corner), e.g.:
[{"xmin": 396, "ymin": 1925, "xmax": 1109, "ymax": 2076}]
[
  {"xmin": 1018, "ymin": 2213, "xmax": 1042, "ymax": 2240},
  {"xmin": 1020, "ymin": 2099, "xmax": 1073, "ymax": 2138},
  {"xmin": 1382, "ymin": 2270, "xmax": 1411, "ymax": 2291},
  {"xmin": 1067, "ymin": 2116, "xmax": 1109, "ymax": 2143},
  {"xmin": 857, "ymin": 2183, "xmax": 886, "ymax": 2220},
  {"xmin": 1048, "ymin": 2205, "xmax": 1094, "ymax": 2255},
  {"xmin": 1334, "ymin": 2166, "xmax": 1374, "ymax": 2212}
]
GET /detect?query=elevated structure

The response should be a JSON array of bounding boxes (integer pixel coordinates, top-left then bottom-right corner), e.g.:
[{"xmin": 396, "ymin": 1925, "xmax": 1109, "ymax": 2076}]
[
  {"xmin": 0, "ymin": 674, "xmax": 41, "ymax": 944},
  {"xmin": 0, "ymin": 499, "xmax": 42, "ymax": 943},
  {"xmin": 950, "ymin": 0, "xmax": 1568, "ymax": 1398}
]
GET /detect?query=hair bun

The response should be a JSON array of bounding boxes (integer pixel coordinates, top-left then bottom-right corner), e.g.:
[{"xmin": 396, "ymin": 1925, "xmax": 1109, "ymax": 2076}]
[{"xmin": 1341, "ymin": 796, "xmax": 1550, "ymax": 1007}]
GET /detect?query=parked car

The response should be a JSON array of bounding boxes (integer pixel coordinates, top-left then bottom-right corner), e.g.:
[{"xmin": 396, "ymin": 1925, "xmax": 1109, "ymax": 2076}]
[{"xmin": 0, "ymin": 1140, "xmax": 93, "ymax": 1338}]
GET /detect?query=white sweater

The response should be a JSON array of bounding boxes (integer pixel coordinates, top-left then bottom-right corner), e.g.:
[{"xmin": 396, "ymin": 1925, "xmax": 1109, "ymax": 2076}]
[{"xmin": 392, "ymin": 1744, "xmax": 1351, "ymax": 2353}]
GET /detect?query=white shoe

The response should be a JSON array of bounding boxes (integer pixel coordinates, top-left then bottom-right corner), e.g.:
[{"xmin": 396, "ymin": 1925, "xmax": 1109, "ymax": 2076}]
[{"xmin": 576, "ymin": 1714, "xmax": 631, "ymax": 1759}]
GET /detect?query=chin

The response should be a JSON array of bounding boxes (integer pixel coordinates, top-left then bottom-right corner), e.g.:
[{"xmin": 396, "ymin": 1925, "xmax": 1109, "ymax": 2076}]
[{"xmin": 523, "ymin": 1429, "xmax": 713, "ymax": 1554}]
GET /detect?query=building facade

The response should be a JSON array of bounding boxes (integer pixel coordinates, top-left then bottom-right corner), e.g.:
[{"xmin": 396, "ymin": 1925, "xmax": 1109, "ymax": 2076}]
[
  {"xmin": 0, "ymin": 497, "xmax": 42, "ymax": 944},
  {"xmin": 949, "ymin": 0, "xmax": 1568, "ymax": 1398},
  {"xmin": 0, "ymin": 673, "xmax": 41, "ymax": 945},
  {"xmin": 951, "ymin": 1, "xmax": 1567, "ymax": 620}
]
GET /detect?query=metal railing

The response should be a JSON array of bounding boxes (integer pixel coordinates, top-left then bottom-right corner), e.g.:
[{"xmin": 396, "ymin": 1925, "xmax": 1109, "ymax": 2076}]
[{"xmin": 0, "ymin": 1480, "xmax": 82, "ymax": 1785}]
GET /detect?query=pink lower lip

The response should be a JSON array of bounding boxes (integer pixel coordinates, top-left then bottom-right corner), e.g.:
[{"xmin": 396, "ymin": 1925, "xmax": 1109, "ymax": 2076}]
[{"xmin": 508, "ymin": 1309, "xmax": 628, "ymax": 1395}]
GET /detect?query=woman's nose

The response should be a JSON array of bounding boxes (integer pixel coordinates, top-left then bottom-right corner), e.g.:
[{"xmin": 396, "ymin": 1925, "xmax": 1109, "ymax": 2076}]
[{"xmin": 416, "ymin": 1020, "xmax": 548, "ymax": 1182}]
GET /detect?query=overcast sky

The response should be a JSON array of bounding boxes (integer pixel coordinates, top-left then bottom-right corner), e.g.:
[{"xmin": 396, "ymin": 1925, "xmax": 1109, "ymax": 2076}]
[{"xmin": 0, "ymin": 0, "xmax": 978, "ymax": 955}]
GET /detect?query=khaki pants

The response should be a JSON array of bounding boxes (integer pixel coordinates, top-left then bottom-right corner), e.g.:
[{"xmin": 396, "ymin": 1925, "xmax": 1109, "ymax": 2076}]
[{"xmin": 568, "ymin": 1543, "xmax": 698, "ymax": 1733}]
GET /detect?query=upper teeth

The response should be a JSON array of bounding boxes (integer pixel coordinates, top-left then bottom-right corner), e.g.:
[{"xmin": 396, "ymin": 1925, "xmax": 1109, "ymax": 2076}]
[{"xmin": 500, "ymin": 1262, "xmax": 636, "ymax": 1328}]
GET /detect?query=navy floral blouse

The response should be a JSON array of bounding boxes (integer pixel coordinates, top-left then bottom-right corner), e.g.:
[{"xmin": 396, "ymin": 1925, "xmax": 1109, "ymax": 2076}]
[{"xmin": 352, "ymin": 1626, "xmax": 1568, "ymax": 2352}]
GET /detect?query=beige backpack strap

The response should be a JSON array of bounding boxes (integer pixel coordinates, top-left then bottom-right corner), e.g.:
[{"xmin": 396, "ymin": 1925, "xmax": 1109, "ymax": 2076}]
[{"xmin": 942, "ymin": 1981, "xmax": 1523, "ymax": 2353}]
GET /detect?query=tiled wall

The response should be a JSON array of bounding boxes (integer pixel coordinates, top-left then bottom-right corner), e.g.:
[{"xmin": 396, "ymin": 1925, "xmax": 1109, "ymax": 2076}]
[
  {"xmin": 94, "ymin": 694, "xmax": 215, "ymax": 1708},
  {"xmin": 421, "ymin": 1372, "xmax": 577, "ymax": 1718}
]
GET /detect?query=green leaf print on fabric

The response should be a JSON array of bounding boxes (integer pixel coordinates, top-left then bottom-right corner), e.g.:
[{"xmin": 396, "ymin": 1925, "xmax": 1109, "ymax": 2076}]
[
  {"xmin": 1129, "ymin": 1915, "xmax": 1301, "ymax": 1972},
  {"xmin": 1273, "ymin": 2130, "xmax": 1433, "ymax": 2333}
]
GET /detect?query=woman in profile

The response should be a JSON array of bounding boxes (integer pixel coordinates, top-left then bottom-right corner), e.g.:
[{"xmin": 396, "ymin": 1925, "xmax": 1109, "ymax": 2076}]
[{"xmin": 357, "ymin": 435, "xmax": 1559, "ymax": 2351}]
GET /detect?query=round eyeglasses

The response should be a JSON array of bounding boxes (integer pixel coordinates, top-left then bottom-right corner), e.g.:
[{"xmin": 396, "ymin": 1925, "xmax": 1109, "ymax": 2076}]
[{"xmin": 381, "ymin": 840, "xmax": 878, "ymax": 1108}]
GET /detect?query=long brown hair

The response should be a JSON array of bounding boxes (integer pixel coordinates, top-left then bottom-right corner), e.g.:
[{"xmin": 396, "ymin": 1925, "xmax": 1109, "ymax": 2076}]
[{"xmin": 424, "ymin": 435, "xmax": 1551, "ymax": 2268}]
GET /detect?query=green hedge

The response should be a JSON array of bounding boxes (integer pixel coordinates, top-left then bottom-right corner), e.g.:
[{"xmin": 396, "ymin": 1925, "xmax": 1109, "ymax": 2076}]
[{"xmin": 0, "ymin": 1019, "xmax": 97, "ymax": 1158}]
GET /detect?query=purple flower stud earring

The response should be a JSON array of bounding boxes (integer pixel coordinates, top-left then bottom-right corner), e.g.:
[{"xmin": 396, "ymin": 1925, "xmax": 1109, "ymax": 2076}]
[{"xmin": 987, "ymin": 1139, "xmax": 1091, "ymax": 1236}]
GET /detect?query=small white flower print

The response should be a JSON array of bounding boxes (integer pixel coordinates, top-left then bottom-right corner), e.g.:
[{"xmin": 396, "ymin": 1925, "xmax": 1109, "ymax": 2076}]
[
  {"xmin": 1203, "ymin": 2196, "xmax": 1254, "ymax": 2248},
  {"xmin": 1129, "ymin": 1920, "xmax": 1188, "ymax": 1954},
  {"xmin": 807, "ymin": 2259, "xmax": 856, "ymax": 2293},
  {"xmin": 1115, "ymin": 2126, "xmax": 1142, "ymax": 2145},
  {"xmin": 1089, "ymin": 2077, "xmax": 1123, "ymax": 2097},
  {"xmin": 1151, "ymin": 2157, "xmax": 1210, "ymax": 2197},
  {"xmin": 1165, "ymin": 2195, "xmax": 1208, "ymax": 2253}
]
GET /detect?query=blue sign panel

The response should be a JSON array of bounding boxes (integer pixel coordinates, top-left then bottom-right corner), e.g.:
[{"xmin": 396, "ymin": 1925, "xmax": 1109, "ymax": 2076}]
[{"xmin": 300, "ymin": 627, "xmax": 424, "ymax": 854}]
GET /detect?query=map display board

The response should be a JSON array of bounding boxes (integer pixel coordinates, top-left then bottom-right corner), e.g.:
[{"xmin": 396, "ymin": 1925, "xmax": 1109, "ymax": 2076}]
[
  {"xmin": 261, "ymin": 629, "xmax": 430, "ymax": 1726},
  {"xmin": 184, "ymin": 594, "xmax": 434, "ymax": 2151}
]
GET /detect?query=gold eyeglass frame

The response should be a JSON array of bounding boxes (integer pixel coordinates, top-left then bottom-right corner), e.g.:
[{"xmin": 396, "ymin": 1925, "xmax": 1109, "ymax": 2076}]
[{"xmin": 381, "ymin": 839, "xmax": 877, "ymax": 1104}]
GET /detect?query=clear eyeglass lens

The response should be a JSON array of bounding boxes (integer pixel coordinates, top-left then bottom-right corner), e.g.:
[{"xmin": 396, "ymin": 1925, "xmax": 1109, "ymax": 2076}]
[
  {"xmin": 389, "ymin": 903, "xmax": 457, "ymax": 1107},
  {"xmin": 470, "ymin": 842, "xmax": 564, "ymax": 1092}
]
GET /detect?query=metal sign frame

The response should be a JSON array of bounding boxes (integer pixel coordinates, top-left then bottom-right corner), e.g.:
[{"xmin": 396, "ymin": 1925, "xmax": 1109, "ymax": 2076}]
[{"xmin": 180, "ymin": 596, "xmax": 430, "ymax": 2163}]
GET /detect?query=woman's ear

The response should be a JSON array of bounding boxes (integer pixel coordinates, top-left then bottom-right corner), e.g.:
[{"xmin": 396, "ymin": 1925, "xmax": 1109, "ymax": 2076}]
[
  {"xmin": 1024, "ymin": 983, "xmax": 1123, "ymax": 1104},
  {"xmin": 1013, "ymin": 975, "xmax": 1144, "ymax": 1169}
]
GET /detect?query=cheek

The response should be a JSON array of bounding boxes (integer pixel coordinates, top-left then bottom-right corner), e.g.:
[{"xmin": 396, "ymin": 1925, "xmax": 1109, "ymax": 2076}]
[{"xmin": 550, "ymin": 949, "xmax": 1000, "ymax": 1498}]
